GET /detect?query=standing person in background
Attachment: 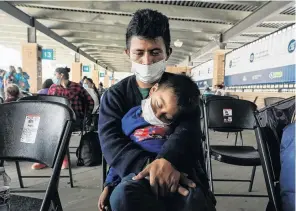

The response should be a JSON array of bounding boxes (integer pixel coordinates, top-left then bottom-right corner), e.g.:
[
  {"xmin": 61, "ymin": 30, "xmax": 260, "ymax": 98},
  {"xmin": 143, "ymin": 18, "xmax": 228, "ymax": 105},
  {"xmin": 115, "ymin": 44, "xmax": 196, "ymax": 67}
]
[
  {"xmin": 0, "ymin": 69, "xmax": 6, "ymax": 99},
  {"xmin": 37, "ymin": 79, "xmax": 53, "ymax": 95},
  {"xmin": 80, "ymin": 76, "xmax": 88, "ymax": 87},
  {"xmin": 15, "ymin": 67, "xmax": 30, "ymax": 91},
  {"xmin": 98, "ymin": 82, "xmax": 105, "ymax": 97},
  {"xmin": 4, "ymin": 84, "xmax": 21, "ymax": 102},
  {"xmin": 83, "ymin": 78, "xmax": 100, "ymax": 114},
  {"xmin": 3, "ymin": 66, "xmax": 16, "ymax": 87}
]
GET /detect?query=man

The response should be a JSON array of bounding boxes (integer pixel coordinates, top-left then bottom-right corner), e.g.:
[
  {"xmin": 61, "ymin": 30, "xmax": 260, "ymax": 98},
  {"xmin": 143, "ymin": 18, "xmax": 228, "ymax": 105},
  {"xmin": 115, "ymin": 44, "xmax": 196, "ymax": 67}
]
[{"xmin": 98, "ymin": 9, "xmax": 214, "ymax": 211}]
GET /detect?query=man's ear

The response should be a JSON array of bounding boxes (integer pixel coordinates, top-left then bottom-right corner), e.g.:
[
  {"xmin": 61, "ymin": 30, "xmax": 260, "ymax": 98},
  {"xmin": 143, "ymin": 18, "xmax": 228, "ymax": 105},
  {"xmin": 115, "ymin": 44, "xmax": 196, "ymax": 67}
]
[
  {"xmin": 165, "ymin": 47, "xmax": 173, "ymax": 61},
  {"xmin": 125, "ymin": 49, "xmax": 130, "ymax": 58}
]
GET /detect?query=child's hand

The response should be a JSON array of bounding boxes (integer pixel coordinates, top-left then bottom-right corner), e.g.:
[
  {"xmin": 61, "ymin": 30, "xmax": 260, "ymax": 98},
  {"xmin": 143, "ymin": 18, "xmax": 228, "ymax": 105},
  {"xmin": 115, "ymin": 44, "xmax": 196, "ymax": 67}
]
[{"xmin": 98, "ymin": 186, "xmax": 110, "ymax": 211}]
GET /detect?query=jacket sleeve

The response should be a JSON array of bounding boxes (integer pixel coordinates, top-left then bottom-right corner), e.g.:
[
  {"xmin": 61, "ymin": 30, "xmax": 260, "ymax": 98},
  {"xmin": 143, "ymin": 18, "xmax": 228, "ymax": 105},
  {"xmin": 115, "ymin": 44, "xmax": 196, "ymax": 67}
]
[
  {"xmin": 157, "ymin": 108, "xmax": 202, "ymax": 173},
  {"xmin": 98, "ymin": 88, "xmax": 153, "ymax": 178}
]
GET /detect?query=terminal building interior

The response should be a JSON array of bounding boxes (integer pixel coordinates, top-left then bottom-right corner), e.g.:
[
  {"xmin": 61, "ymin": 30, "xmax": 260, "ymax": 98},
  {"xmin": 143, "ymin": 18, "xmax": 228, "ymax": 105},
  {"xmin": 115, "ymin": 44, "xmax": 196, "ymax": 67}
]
[{"xmin": 0, "ymin": 1, "xmax": 295, "ymax": 211}]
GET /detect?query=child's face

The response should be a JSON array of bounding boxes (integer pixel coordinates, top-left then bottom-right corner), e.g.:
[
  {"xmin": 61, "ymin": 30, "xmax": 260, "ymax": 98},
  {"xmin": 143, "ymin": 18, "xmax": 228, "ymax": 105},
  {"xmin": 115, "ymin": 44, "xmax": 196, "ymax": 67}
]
[{"xmin": 148, "ymin": 84, "xmax": 178, "ymax": 124}]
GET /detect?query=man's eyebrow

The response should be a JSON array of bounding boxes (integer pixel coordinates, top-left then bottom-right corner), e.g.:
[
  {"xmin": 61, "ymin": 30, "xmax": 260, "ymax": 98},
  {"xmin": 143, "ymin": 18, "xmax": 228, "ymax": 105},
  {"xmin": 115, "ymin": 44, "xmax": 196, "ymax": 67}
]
[{"xmin": 159, "ymin": 96, "xmax": 166, "ymax": 106}]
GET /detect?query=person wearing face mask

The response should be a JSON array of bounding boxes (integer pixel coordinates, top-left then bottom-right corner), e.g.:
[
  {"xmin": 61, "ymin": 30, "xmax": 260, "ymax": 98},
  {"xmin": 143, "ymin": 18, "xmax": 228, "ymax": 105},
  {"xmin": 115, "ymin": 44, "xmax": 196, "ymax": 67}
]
[
  {"xmin": 15, "ymin": 67, "xmax": 30, "ymax": 91},
  {"xmin": 31, "ymin": 67, "xmax": 94, "ymax": 170},
  {"xmin": 83, "ymin": 77, "xmax": 100, "ymax": 114},
  {"xmin": 98, "ymin": 9, "xmax": 215, "ymax": 211},
  {"xmin": 99, "ymin": 74, "xmax": 209, "ymax": 211}
]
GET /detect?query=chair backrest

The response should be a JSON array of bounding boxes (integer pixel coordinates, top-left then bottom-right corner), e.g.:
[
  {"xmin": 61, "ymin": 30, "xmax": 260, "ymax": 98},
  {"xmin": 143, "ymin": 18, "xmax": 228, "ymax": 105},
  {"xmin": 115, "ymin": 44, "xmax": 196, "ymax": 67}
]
[
  {"xmin": 230, "ymin": 95, "xmax": 239, "ymax": 99},
  {"xmin": 264, "ymin": 97, "xmax": 285, "ymax": 106},
  {"xmin": 205, "ymin": 97, "xmax": 257, "ymax": 130},
  {"xmin": 255, "ymin": 96, "xmax": 295, "ymax": 181},
  {"xmin": 19, "ymin": 95, "xmax": 70, "ymax": 107},
  {"xmin": 0, "ymin": 101, "xmax": 74, "ymax": 167}
]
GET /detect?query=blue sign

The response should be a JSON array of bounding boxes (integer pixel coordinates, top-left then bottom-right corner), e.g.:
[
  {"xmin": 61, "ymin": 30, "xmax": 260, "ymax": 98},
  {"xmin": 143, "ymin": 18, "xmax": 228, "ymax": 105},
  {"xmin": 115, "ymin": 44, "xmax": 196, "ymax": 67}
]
[
  {"xmin": 195, "ymin": 79, "xmax": 212, "ymax": 88},
  {"xmin": 82, "ymin": 65, "xmax": 90, "ymax": 72},
  {"xmin": 224, "ymin": 64, "xmax": 295, "ymax": 86},
  {"xmin": 288, "ymin": 39, "xmax": 295, "ymax": 53},
  {"xmin": 41, "ymin": 49, "xmax": 54, "ymax": 60},
  {"xmin": 109, "ymin": 76, "xmax": 113, "ymax": 80},
  {"xmin": 99, "ymin": 73, "xmax": 105, "ymax": 77}
]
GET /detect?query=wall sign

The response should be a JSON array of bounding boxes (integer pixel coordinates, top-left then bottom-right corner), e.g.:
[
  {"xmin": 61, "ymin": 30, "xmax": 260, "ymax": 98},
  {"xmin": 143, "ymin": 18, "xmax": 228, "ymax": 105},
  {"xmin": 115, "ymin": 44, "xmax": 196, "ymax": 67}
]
[
  {"xmin": 82, "ymin": 65, "xmax": 90, "ymax": 72},
  {"xmin": 191, "ymin": 60, "xmax": 213, "ymax": 88},
  {"xmin": 225, "ymin": 25, "xmax": 296, "ymax": 86},
  {"xmin": 41, "ymin": 49, "xmax": 55, "ymax": 60}
]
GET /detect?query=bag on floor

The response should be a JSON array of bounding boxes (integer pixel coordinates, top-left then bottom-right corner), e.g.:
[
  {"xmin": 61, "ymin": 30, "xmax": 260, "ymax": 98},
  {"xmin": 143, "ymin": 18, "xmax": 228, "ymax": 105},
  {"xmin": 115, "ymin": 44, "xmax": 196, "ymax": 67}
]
[{"xmin": 76, "ymin": 131, "xmax": 102, "ymax": 166}]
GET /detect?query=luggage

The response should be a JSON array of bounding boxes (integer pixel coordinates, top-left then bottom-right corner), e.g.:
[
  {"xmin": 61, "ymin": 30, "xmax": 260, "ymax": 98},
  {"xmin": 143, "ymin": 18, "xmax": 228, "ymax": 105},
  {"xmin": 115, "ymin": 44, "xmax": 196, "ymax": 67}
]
[{"xmin": 76, "ymin": 131, "xmax": 102, "ymax": 166}]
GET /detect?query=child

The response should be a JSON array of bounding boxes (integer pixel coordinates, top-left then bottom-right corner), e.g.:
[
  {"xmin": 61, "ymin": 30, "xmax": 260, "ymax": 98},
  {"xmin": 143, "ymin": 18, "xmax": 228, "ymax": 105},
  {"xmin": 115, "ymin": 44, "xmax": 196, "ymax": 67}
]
[
  {"xmin": 98, "ymin": 73, "xmax": 200, "ymax": 211},
  {"xmin": 5, "ymin": 84, "xmax": 20, "ymax": 102}
]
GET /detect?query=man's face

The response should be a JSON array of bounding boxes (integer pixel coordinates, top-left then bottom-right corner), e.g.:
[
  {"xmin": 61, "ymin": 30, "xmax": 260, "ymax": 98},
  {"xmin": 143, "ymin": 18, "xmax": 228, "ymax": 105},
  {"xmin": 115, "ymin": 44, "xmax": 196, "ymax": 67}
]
[
  {"xmin": 126, "ymin": 36, "xmax": 170, "ymax": 65},
  {"xmin": 149, "ymin": 84, "xmax": 178, "ymax": 124},
  {"xmin": 84, "ymin": 79, "xmax": 92, "ymax": 88}
]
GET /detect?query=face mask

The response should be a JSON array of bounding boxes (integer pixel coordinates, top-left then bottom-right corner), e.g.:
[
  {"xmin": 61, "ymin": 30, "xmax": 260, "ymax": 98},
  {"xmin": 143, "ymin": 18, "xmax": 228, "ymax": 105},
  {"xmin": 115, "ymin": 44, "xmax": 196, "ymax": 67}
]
[
  {"xmin": 141, "ymin": 98, "xmax": 168, "ymax": 127},
  {"xmin": 131, "ymin": 60, "xmax": 166, "ymax": 83},
  {"xmin": 52, "ymin": 77, "xmax": 61, "ymax": 85},
  {"xmin": 83, "ymin": 84, "xmax": 89, "ymax": 89}
]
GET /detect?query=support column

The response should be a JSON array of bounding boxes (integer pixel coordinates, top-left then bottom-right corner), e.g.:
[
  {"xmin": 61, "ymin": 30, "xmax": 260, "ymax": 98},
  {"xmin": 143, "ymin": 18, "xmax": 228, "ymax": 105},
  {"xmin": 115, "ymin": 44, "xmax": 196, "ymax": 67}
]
[
  {"xmin": 103, "ymin": 69, "xmax": 109, "ymax": 88},
  {"xmin": 92, "ymin": 64, "xmax": 99, "ymax": 87},
  {"xmin": 212, "ymin": 48, "xmax": 230, "ymax": 87},
  {"xmin": 21, "ymin": 27, "xmax": 42, "ymax": 93},
  {"xmin": 71, "ymin": 53, "xmax": 82, "ymax": 83}
]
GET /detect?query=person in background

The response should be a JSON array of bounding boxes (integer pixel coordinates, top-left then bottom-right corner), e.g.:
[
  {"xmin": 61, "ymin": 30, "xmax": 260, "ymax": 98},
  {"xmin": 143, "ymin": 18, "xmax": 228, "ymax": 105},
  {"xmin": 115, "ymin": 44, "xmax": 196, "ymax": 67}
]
[
  {"xmin": 203, "ymin": 86, "xmax": 213, "ymax": 96},
  {"xmin": 83, "ymin": 78, "xmax": 100, "ymax": 114},
  {"xmin": 37, "ymin": 79, "xmax": 53, "ymax": 95},
  {"xmin": 98, "ymin": 82, "xmax": 105, "ymax": 97},
  {"xmin": 80, "ymin": 76, "xmax": 88, "ymax": 87},
  {"xmin": 3, "ymin": 66, "xmax": 16, "ymax": 87},
  {"xmin": 0, "ymin": 69, "xmax": 6, "ymax": 99},
  {"xmin": 31, "ymin": 67, "xmax": 94, "ymax": 170},
  {"xmin": 215, "ymin": 84, "xmax": 225, "ymax": 96},
  {"xmin": 4, "ymin": 84, "xmax": 20, "ymax": 102},
  {"xmin": 280, "ymin": 122, "xmax": 295, "ymax": 211},
  {"xmin": 15, "ymin": 67, "xmax": 30, "ymax": 91}
]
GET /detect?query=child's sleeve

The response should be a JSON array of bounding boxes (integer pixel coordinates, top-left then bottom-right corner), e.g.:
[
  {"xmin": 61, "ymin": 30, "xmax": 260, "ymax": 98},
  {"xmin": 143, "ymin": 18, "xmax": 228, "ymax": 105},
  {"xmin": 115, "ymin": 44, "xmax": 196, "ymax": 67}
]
[{"xmin": 104, "ymin": 167, "xmax": 121, "ymax": 188}]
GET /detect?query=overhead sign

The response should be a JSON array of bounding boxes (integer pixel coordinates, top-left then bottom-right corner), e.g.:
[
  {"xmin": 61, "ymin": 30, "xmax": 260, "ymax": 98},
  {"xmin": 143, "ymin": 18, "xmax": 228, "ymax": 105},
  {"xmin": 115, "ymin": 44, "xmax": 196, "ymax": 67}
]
[
  {"xmin": 41, "ymin": 49, "xmax": 54, "ymax": 60},
  {"xmin": 225, "ymin": 25, "xmax": 296, "ymax": 86},
  {"xmin": 99, "ymin": 72, "xmax": 105, "ymax": 77},
  {"xmin": 82, "ymin": 65, "xmax": 90, "ymax": 72},
  {"xmin": 191, "ymin": 60, "xmax": 213, "ymax": 88}
]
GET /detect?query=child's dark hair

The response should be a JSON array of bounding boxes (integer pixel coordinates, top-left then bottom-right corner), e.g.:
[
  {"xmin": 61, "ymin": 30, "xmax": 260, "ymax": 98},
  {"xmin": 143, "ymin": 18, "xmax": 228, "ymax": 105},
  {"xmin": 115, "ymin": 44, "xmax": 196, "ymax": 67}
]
[
  {"xmin": 158, "ymin": 73, "xmax": 200, "ymax": 117},
  {"xmin": 126, "ymin": 9, "xmax": 171, "ymax": 55}
]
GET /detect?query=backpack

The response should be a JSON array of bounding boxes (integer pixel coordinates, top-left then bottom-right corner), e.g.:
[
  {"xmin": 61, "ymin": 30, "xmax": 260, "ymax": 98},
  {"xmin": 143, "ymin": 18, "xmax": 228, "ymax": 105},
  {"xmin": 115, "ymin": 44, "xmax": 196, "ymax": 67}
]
[{"xmin": 76, "ymin": 131, "xmax": 102, "ymax": 166}]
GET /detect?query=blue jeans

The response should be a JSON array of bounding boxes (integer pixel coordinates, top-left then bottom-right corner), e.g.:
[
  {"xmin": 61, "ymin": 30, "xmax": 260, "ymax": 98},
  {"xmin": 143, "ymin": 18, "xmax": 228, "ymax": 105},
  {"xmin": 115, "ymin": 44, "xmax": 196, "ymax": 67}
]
[
  {"xmin": 280, "ymin": 123, "xmax": 295, "ymax": 211},
  {"xmin": 109, "ymin": 173, "xmax": 215, "ymax": 211}
]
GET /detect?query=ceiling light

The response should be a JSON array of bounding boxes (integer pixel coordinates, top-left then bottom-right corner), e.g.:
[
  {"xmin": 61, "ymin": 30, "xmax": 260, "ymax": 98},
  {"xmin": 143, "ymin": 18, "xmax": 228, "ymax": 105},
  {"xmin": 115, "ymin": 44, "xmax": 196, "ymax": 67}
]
[{"xmin": 174, "ymin": 39, "xmax": 183, "ymax": 48}]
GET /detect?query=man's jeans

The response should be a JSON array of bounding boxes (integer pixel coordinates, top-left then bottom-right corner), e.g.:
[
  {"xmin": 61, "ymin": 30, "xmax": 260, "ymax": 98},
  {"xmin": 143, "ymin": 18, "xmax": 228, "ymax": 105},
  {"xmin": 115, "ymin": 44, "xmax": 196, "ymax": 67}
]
[
  {"xmin": 280, "ymin": 123, "xmax": 295, "ymax": 211},
  {"xmin": 110, "ymin": 173, "xmax": 215, "ymax": 211}
]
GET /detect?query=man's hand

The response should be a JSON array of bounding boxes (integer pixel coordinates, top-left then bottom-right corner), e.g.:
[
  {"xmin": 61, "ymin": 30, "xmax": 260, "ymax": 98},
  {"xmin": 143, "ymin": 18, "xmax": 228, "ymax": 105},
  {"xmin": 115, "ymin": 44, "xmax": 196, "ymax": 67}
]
[{"xmin": 133, "ymin": 158, "xmax": 196, "ymax": 197}]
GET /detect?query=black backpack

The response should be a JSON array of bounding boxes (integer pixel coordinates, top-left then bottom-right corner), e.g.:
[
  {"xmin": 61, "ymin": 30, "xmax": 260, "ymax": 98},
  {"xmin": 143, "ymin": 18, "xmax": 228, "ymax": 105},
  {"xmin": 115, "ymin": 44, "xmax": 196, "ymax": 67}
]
[{"xmin": 76, "ymin": 131, "xmax": 102, "ymax": 166}]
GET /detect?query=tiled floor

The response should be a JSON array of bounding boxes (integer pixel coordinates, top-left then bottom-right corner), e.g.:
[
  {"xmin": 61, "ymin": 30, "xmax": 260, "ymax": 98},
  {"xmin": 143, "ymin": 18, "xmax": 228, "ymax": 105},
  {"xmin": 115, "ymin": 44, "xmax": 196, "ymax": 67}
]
[{"xmin": 4, "ymin": 131, "xmax": 269, "ymax": 211}]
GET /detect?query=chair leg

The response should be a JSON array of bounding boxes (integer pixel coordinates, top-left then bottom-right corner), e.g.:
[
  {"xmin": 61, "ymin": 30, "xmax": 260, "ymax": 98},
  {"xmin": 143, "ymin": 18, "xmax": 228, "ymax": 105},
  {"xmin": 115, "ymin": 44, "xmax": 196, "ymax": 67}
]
[
  {"xmin": 15, "ymin": 161, "xmax": 24, "ymax": 188},
  {"xmin": 234, "ymin": 132, "xmax": 238, "ymax": 146},
  {"xmin": 248, "ymin": 166, "xmax": 257, "ymax": 192},
  {"xmin": 0, "ymin": 160, "xmax": 4, "ymax": 167},
  {"xmin": 67, "ymin": 150, "xmax": 74, "ymax": 188},
  {"xmin": 239, "ymin": 131, "xmax": 244, "ymax": 146},
  {"xmin": 227, "ymin": 132, "xmax": 229, "ymax": 139}
]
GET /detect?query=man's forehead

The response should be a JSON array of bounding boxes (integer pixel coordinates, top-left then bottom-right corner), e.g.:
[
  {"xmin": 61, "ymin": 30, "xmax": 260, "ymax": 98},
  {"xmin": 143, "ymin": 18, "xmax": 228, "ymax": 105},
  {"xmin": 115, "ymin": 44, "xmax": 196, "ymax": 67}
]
[{"xmin": 130, "ymin": 36, "xmax": 166, "ymax": 50}]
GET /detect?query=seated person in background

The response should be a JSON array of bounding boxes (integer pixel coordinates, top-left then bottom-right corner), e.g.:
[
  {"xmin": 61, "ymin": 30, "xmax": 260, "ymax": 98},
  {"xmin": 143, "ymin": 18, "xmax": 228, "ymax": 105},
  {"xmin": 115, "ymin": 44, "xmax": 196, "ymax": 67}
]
[
  {"xmin": 99, "ymin": 74, "xmax": 204, "ymax": 211},
  {"xmin": 203, "ymin": 86, "xmax": 213, "ymax": 96},
  {"xmin": 31, "ymin": 67, "xmax": 94, "ymax": 170},
  {"xmin": 37, "ymin": 79, "xmax": 53, "ymax": 95},
  {"xmin": 4, "ymin": 84, "xmax": 20, "ymax": 102},
  {"xmin": 280, "ymin": 122, "xmax": 295, "ymax": 211},
  {"xmin": 3, "ymin": 66, "xmax": 17, "ymax": 87},
  {"xmin": 83, "ymin": 78, "xmax": 100, "ymax": 114}
]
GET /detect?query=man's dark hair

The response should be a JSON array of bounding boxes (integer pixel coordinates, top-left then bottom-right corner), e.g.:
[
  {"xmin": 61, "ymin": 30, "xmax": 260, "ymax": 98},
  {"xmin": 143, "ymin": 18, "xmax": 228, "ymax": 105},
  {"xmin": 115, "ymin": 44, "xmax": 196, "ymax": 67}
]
[
  {"xmin": 158, "ymin": 73, "xmax": 200, "ymax": 117},
  {"xmin": 55, "ymin": 67, "xmax": 70, "ymax": 80},
  {"xmin": 126, "ymin": 9, "xmax": 171, "ymax": 55},
  {"xmin": 42, "ymin": 79, "xmax": 54, "ymax": 89}
]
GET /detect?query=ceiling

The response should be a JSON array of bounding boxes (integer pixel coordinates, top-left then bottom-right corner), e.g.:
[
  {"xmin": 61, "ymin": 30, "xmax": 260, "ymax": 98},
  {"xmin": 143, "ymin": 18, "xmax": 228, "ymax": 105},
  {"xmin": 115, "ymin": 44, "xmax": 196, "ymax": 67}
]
[{"xmin": 0, "ymin": 1, "xmax": 295, "ymax": 72}]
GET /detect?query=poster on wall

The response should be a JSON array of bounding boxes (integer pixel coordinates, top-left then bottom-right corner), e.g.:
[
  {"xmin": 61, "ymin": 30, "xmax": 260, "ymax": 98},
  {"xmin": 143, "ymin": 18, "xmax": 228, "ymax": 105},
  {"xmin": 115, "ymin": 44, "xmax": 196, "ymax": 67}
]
[
  {"xmin": 191, "ymin": 60, "xmax": 213, "ymax": 88},
  {"xmin": 224, "ymin": 25, "xmax": 295, "ymax": 86}
]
